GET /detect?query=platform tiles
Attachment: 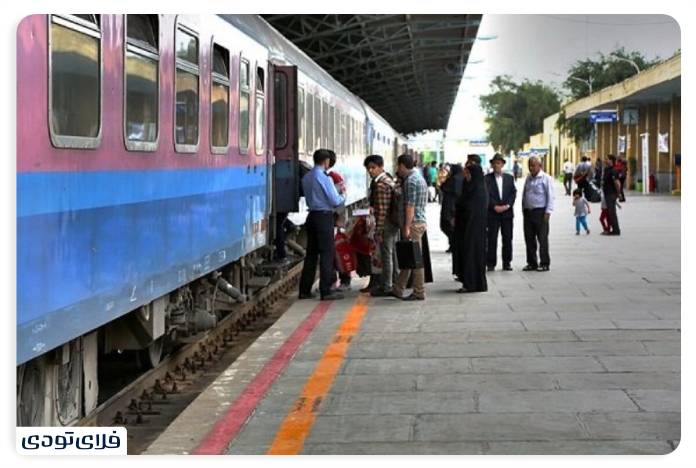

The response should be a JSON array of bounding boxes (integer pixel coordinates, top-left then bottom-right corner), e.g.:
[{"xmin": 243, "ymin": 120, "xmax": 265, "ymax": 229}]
[{"xmin": 145, "ymin": 184, "xmax": 680, "ymax": 455}]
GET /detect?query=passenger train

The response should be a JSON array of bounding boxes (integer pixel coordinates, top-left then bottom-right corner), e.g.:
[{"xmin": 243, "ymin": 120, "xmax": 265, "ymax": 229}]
[{"xmin": 17, "ymin": 14, "xmax": 409, "ymax": 425}]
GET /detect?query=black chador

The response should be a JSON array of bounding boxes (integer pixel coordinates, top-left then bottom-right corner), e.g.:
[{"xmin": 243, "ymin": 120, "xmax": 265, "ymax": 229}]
[{"xmin": 452, "ymin": 163, "xmax": 488, "ymax": 293}]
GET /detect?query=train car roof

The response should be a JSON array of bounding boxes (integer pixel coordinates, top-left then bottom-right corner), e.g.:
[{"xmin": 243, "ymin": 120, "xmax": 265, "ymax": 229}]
[{"xmin": 220, "ymin": 15, "xmax": 373, "ymax": 115}]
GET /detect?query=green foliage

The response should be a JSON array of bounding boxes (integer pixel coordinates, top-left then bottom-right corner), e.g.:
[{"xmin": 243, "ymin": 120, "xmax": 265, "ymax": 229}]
[
  {"xmin": 480, "ymin": 76, "xmax": 561, "ymax": 153},
  {"xmin": 557, "ymin": 47, "xmax": 661, "ymax": 142}
]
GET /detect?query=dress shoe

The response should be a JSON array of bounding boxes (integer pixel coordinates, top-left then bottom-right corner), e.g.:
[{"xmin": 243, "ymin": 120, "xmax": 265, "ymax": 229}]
[
  {"xmin": 403, "ymin": 294, "xmax": 425, "ymax": 301},
  {"xmin": 487, "ymin": 265, "xmax": 495, "ymax": 272},
  {"xmin": 537, "ymin": 265, "xmax": 550, "ymax": 272},
  {"xmin": 321, "ymin": 292, "xmax": 345, "ymax": 301},
  {"xmin": 298, "ymin": 292, "xmax": 316, "ymax": 300},
  {"xmin": 608, "ymin": 232, "xmax": 621, "ymax": 236},
  {"xmin": 502, "ymin": 264, "xmax": 513, "ymax": 271},
  {"xmin": 522, "ymin": 265, "xmax": 538, "ymax": 271}
]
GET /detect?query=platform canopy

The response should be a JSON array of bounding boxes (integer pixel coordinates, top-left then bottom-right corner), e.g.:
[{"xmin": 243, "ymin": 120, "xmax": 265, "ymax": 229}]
[{"xmin": 263, "ymin": 14, "xmax": 482, "ymax": 135}]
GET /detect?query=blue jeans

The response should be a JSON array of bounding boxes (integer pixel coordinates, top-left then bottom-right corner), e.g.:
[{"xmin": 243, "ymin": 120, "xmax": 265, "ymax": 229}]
[{"xmin": 576, "ymin": 215, "xmax": 589, "ymax": 233}]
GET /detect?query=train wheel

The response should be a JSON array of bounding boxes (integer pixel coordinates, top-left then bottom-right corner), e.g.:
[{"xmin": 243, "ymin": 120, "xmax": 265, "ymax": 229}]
[
  {"xmin": 54, "ymin": 341, "xmax": 82, "ymax": 425},
  {"xmin": 137, "ymin": 337, "xmax": 164, "ymax": 369},
  {"xmin": 17, "ymin": 359, "xmax": 45, "ymax": 426}
]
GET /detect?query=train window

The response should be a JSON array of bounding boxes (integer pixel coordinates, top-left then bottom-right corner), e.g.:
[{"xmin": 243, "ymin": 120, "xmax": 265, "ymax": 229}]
[
  {"xmin": 211, "ymin": 43, "xmax": 230, "ymax": 151},
  {"xmin": 321, "ymin": 100, "xmax": 329, "ymax": 149},
  {"xmin": 49, "ymin": 15, "xmax": 102, "ymax": 148},
  {"xmin": 334, "ymin": 110, "xmax": 341, "ymax": 156},
  {"xmin": 239, "ymin": 58, "xmax": 250, "ymax": 153},
  {"xmin": 327, "ymin": 106, "xmax": 334, "ymax": 152},
  {"xmin": 298, "ymin": 88, "xmax": 305, "ymax": 154},
  {"xmin": 274, "ymin": 72, "xmax": 287, "ymax": 149},
  {"xmin": 305, "ymin": 92, "xmax": 313, "ymax": 154},
  {"xmin": 313, "ymin": 94, "xmax": 321, "ymax": 151},
  {"xmin": 255, "ymin": 66, "xmax": 265, "ymax": 155},
  {"xmin": 124, "ymin": 15, "xmax": 159, "ymax": 151},
  {"xmin": 174, "ymin": 25, "xmax": 199, "ymax": 152}
]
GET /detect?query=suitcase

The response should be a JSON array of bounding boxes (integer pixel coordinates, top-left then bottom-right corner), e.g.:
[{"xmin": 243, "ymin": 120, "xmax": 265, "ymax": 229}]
[{"xmin": 396, "ymin": 239, "xmax": 423, "ymax": 270}]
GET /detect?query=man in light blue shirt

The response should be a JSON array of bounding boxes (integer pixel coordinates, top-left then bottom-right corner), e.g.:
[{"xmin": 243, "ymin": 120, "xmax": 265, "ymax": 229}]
[
  {"xmin": 299, "ymin": 149, "xmax": 345, "ymax": 301},
  {"xmin": 521, "ymin": 156, "xmax": 554, "ymax": 271}
]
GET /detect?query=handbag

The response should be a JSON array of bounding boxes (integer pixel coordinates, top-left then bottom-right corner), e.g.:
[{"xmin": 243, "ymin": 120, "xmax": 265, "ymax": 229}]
[
  {"xmin": 396, "ymin": 239, "xmax": 423, "ymax": 270},
  {"xmin": 584, "ymin": 180, "xmax": 602, "ymax": 203}
]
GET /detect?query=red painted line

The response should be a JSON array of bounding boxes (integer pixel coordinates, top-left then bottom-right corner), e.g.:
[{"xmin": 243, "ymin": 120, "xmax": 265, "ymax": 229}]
[{"xmin": 192, "ymin": 301, "xmax": 333, "ymax": 455}]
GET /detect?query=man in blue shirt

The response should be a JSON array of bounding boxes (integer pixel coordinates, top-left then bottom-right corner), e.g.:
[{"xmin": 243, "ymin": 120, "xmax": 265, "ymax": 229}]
[{"xmin": 299, "ymin": 149, "xmax": 346, "ymax": 300}]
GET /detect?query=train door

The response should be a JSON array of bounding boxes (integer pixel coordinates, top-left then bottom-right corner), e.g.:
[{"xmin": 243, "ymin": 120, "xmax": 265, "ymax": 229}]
[{"xmin": 271, "ymin": 64, "xmax": 299, "ymax": 214}]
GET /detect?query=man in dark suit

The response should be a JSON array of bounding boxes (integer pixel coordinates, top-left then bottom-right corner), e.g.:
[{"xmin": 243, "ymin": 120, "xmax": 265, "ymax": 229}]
[{"xmin": 485, "ymin": 153, "xmax": 517, "ymax": 271}]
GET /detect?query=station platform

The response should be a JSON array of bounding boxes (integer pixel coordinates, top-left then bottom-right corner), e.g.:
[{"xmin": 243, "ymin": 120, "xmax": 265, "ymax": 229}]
[{"xmin": 145, "ymin": 182, "xmax": 680, "ymax": 455}]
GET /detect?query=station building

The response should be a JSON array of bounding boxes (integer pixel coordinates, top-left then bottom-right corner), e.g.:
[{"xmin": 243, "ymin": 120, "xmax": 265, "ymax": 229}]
[{"xmin": 562, "ymin": 53, "xmax": 681, "ymax": 194}]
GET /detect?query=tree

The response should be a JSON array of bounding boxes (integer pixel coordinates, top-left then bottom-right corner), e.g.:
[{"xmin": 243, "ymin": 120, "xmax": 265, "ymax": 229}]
[
  {"xmin": 479, "ymin": 76, "xmax": 561, "ymax": 154},
  {"xmin": 557, "ymin": 47, "xmax": 662, "ymax": 143}
]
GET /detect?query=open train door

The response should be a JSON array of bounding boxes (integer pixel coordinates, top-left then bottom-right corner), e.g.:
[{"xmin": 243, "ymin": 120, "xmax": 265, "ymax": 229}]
[{"xmin": 271, "ymin": 64, "xmax": 299, "ymax": 214}]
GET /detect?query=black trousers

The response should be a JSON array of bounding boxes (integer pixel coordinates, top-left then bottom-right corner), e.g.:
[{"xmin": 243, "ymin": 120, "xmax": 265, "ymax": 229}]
[
  {"xmin": 604, "ymin": 191, "xmax": 621, "ymax": 234},
  {"xmin": 486, "ymin": 214, "xmax": 513, "ymax": 267},
  {"xmin": 523, "ymin": 208, "xmax": 550, "ymax": 267},
  {"xmin": 563, "ymin": 173, "xmax": 573, "ymax": 195},
  {"xmin": 299, "ymin": 211, "xmax": 335, "ymax": 297}
]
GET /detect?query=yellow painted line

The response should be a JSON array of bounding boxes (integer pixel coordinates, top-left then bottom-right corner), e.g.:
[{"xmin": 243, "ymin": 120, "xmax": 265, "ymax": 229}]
[{"xmin": 266, "ymin": 295, "xmax": 370, "ymax": 455}]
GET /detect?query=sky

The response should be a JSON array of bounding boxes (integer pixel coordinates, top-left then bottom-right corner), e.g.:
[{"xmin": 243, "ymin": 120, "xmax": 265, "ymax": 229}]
[{"xmin": 443, "ymin": 14, "xmax": 681, "ymax": 142}]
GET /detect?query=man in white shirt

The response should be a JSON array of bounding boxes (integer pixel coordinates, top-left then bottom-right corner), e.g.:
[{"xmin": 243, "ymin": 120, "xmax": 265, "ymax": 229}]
[
  {"xmin": 521, "ymin": 156, "xmax": 554, "ymax": 272},
  {"xmin": 484, "ymin": 154, "xmax": 516, "ymax": 271},
  {"xmin": 562, "ymin": 159, "xmax": 575, "ymax": 196}
]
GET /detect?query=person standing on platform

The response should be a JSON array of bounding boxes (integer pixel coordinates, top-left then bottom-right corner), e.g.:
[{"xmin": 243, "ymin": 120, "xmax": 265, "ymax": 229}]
[
  {"xmin": 485, "ymin": 153, "xmax": 516, "ymax": 271},
  {"xmin": 601, "ymin": 154, "xmax": 622, "ymax": 236},
  {"xmin": 436, "ymin": 163, "xmax": 449, "ymax": 204},
  {"xmin": 563, "ymin": 158, "xmax": 575, "ymax": 196},
  {"xmin": 521, "ymin": 155, "xmax": 554, "ymax": 272},
  {"xmin": 363, "ymin": 155, "xmax": 398, "ymax": 297},
  {"xmin": 572, "ymin": 188, "xmax": 591, "ymax": 235},
  {"xmin": 327, "ymin": 150, "xmax": 351, "ymax": 291},
  {"xmin": 513, "ymin": 159, "xmax": 521, "ymax": 181},
  {"xmin": 298, "ymin": 149, "xmax": 346, "ymax": 301},
  {"xmin": 391, "ymin": 154, "xmax": 429, "ymax": 301},
  {"xmin": 440, "ymin": 163, "xmax": 464, "ymax": 254},
  {"xmin": 453, "ymin": 158, "xmax": 489, "ymax": 293}
]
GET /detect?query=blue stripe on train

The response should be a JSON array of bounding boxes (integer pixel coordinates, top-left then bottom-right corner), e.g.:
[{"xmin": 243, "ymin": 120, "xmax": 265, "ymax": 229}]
[
  {"xmin": 17, "ymin": 184, "xmax": 267, "ymax": 365},
  {"xmin": 17, "ymin": 166, "xmax": 267, "ymax": 217}
]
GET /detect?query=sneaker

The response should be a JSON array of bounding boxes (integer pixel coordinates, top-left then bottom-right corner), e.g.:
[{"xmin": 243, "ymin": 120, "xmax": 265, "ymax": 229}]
[
  {"xmin": 537, "ymin": 265, "xmax": 550, "ymax": 272},
  {"xmin": 502, "ymin": 264, "xmax": 513, "ymax": 271},
  {"xmin": 298, "ymin": 292, "xmax": 316, "ymax": 300},
  {"xmin": 522, "ymin": 265, "xmax": 538, "ymax": 271},
  {"xmin": 576, "ymin": 231, "xmax": 580, "ymax": 235},
  {"xmin": 586, "ymin": 229, "xmax": 591, "ymax": 235},
  {"xmin": 338, "ymin": 283, "xmax": 352, "ymax": 292}
]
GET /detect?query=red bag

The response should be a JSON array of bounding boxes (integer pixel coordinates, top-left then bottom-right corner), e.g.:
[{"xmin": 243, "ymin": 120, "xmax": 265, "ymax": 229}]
[
  {"xmin": 349, "ymin": 217, "xmax": 374, "ymax": 256},
  {"xmin": 335, "ymin": 231, "xmax": 356, "ymax": 273}
]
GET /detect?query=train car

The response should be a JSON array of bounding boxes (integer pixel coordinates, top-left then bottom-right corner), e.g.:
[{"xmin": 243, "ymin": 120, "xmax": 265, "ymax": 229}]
[
  {"xmin": 17, "ymin": 14, "xmax": 404, "ymax": 426},
  {"xmin": 361, "ymin": 100, "xmax": 400, "ymax": 174}
]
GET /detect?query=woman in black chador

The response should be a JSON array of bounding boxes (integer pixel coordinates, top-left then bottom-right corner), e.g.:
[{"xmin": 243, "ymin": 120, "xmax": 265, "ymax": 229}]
[
  {"xmin": 453, "ymin": 160, "xmax": 488, "ymax": 293},
  {"xmin": 439, "ymin": 164, "xmax": 464, "ymax": 254}
]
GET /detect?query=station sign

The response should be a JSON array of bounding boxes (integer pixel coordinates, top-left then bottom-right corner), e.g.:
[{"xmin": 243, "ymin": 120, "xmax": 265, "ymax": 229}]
[
  {"xmin": 589, "ymin": 109, "xmax": 618, "ymax": 123},
  {"xmin": 469, "ymin": 139, "xmax": 489, "ymax": 146},
  {"xmin": 529, "ymin": 147, "xmax": 548, "ymax": 156}
]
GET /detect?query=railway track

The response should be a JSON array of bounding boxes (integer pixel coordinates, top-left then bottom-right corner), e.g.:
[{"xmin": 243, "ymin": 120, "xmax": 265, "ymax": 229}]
[{"xmin": 75, "ymin": 261, "xmax": 304, "ymax": 454}]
